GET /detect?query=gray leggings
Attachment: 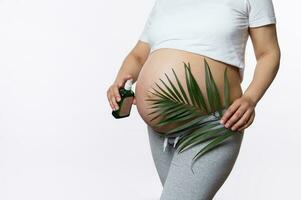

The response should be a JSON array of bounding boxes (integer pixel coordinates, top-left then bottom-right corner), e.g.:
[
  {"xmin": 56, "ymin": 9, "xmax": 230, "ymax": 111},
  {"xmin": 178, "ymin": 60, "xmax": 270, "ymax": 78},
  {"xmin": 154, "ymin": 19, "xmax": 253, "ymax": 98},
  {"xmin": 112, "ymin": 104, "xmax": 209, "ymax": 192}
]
[{"xmin": 147, "ymin": 125, "xmax": 244, "ymax": 200}]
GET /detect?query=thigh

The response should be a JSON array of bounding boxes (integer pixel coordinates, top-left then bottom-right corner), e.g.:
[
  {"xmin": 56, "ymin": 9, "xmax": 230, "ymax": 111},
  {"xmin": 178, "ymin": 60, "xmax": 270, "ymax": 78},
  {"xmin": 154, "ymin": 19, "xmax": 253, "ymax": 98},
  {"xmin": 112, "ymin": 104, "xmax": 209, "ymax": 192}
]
[
  {"xmin": 160, "ymin": 131, "xmax": 244, "ymax": 200},
  {"xmin": 147, "ymin": 125, "xmax": 176, "ymax": 186}
]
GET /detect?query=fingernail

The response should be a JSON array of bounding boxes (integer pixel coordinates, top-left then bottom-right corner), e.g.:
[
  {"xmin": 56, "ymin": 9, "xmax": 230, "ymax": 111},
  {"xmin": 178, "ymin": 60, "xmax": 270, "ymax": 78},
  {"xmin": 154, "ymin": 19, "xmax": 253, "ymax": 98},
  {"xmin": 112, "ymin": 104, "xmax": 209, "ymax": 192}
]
[
  {"xmin": 220, "ymin": 120, "xmax": 224, "ymax": 124},
  {"xmin": 116, "ymin": 97, "xmax": 121, "ymax": 102}
]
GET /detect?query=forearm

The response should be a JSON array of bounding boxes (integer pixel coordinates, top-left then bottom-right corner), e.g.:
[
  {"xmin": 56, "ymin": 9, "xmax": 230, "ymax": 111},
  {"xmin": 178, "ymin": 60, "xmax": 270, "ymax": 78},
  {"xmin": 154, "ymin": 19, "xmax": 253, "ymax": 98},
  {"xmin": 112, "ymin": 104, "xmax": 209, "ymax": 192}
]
[
  {"xmin": 243, "ymin": 50, "xmax": 281, "ymax": 106},
  {"xmin": 114, "ymin": 53, "xmax": 144, "ymax": 84}
]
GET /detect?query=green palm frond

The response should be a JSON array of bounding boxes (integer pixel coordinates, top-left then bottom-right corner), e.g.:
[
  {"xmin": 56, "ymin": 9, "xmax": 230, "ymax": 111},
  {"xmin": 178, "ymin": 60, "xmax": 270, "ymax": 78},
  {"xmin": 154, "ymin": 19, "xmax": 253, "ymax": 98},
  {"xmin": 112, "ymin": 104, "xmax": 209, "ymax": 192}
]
[{"xmin": 145, "ymin": 58, "xmax": 240, "ymax": 174}]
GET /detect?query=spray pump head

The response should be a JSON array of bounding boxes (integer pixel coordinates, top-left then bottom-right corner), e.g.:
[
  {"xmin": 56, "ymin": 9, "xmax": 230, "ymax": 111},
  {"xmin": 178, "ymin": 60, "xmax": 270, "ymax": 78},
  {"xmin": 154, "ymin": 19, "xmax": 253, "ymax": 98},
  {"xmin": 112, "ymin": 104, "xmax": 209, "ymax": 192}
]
[{"xmin": 124, "ymin": 79, "xmax": 133, "ymax": 90}]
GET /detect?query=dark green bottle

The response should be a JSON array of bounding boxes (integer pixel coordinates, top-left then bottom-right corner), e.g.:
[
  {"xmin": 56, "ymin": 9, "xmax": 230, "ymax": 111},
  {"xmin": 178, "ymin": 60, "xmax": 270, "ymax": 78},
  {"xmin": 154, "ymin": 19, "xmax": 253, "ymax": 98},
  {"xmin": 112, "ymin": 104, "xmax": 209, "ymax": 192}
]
[{"xmin": 112, "ymin": 79, "xmax": 135, "ymax": 119}]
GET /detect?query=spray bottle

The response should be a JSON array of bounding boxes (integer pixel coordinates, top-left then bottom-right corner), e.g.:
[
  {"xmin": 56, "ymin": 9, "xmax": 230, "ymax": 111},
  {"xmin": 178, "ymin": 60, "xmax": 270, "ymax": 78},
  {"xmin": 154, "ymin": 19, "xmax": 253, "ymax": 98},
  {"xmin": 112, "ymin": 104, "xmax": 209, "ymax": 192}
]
[{"xmin": 112, "ymin": 79, "xmax": 135, "ymax": 119}]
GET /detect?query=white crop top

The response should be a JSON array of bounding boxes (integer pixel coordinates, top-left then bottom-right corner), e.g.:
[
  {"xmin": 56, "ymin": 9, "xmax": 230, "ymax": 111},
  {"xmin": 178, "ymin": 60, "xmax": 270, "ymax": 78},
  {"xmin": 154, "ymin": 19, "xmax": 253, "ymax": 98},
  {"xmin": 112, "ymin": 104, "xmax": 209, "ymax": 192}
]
[{"xmin": 139, "ymin": 0, "xmax": 277, "ymax": 82}]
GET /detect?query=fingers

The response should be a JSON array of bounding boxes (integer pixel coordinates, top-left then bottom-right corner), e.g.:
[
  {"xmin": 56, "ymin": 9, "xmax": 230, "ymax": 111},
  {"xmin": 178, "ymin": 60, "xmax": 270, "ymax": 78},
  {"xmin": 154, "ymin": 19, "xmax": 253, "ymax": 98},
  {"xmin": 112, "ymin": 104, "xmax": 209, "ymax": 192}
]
[
  {"xmin": 111, "ymin": 85, "xmax": 120, "ymax": 110},
  {"xmin": 107, "ymin": 84, "xmax": 119, "ymax": 111},
  {"xmin": 113, "ymin": 85, "xmax": 121, "ymax": 103},
  {"xmin": 230, "ymin": 109, "xmax": 252, "ymax": 131},
  {"xmin": 118, "ymin": 74, "xmax": 133, "ymax": 88},
  {"xmin": 238, "ymin": 111, "xmax": 255, "ymax": 132},
  {"xmin": 223, "ymin": 106, "xmax": 246, "ymax": 130},
  {"xmin": 220, "ymin": 101, "xmax": 240, "ymax": 124},
  {"xmin": 220, "ymin": 94, "xmax": 257, "ymax": 133}
]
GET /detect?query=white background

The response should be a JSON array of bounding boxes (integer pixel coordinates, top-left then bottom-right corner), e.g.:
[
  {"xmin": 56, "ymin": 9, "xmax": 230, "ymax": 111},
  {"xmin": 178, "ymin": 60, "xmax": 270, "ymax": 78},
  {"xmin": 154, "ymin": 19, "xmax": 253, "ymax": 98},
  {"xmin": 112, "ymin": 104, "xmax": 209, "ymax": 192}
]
[{"xmin": 0, "ymin": 0, "xmax": 300, "ymax": 199}]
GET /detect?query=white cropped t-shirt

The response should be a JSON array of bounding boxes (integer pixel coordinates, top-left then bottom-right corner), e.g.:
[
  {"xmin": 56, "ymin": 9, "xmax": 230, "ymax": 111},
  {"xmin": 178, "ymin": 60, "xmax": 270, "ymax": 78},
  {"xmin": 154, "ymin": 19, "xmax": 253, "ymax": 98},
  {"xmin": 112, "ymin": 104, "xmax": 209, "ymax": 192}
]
[{"xmin": 139, "ymin": 0, "xmax": 277, "ymax": 82}]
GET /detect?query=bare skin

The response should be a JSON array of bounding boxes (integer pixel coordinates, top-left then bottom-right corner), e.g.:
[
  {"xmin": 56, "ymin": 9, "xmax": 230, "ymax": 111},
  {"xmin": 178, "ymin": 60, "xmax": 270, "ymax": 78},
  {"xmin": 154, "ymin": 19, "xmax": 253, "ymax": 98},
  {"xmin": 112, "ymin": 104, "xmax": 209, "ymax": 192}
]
[
  {"xmin": 107, "ymin": 23, "xmax": 280, "ymax": 133},
  {"xmin": 221, "ymin": 24, "xmax": 281, "ymax": 131},
  {"xmin": 134, "ymin": 49, "xmax": 243, "ymax": 133}
]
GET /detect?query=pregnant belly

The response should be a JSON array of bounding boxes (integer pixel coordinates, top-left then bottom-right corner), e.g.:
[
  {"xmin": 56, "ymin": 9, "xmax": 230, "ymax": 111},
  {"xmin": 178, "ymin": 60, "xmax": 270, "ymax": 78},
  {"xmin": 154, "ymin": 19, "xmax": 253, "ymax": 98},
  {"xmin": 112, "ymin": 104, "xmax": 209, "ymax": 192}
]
[{"xmin": 135, "ymin": 48, "xmax": 243, "ymax": 134}]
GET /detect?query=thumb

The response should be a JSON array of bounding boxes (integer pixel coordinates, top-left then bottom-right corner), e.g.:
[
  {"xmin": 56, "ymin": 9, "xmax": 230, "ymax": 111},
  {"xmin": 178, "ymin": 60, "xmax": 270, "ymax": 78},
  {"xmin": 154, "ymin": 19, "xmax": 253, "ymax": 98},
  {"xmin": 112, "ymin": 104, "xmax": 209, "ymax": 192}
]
[{"xmin": 118, "ymin": 75, "xmax": 133, "ymax": 88}]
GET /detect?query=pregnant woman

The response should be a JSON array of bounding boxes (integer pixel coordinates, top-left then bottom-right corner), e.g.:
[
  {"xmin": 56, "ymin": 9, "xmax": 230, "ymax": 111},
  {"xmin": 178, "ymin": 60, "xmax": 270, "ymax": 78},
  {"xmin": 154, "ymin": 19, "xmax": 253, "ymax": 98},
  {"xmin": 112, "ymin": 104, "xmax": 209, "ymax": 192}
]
[{"xmin": 107, "ymin": 0, "xmax": 281, "ymax": 199}]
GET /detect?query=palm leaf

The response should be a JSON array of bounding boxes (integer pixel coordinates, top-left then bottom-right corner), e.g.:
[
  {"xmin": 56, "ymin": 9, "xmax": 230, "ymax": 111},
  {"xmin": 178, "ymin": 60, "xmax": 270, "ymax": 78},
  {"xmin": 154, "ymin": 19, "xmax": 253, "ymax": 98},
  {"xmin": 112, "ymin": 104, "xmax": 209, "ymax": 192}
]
[
  {"xmin": 175, "ymin": 122, "xmax": 224, "ymax": 152},
  {"xmin": 190, "ymin": 130, "xmax": 235, "ymax": 174},
  {"xmin": 146, "ymin": 58, "xmax": 237, "ymax": 173},
  {"xmin": 204, "ymin": 58, "xmax": 223, "ymax": 117},
  {"xmin": 224, "ymin": 67, "xmax": 230, "ymax": 109},
  {"xmin": 184, "ymin": 62, "xmax": 198, "ymax": 107},
  {"xmin": 185, "ymin": 62, "xmax": 209, "ymax": 112},
  {"xmin": 172, "ymin": 68, "xmax": 190, "ymax": 104}
]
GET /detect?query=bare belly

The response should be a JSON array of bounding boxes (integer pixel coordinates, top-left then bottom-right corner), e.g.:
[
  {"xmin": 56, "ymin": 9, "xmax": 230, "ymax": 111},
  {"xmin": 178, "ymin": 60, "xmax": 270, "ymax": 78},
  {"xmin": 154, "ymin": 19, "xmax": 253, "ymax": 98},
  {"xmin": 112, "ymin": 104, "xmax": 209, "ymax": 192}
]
[{"xmin": 135, "ymin": 48, "xmax": 243, "ymax": 134}]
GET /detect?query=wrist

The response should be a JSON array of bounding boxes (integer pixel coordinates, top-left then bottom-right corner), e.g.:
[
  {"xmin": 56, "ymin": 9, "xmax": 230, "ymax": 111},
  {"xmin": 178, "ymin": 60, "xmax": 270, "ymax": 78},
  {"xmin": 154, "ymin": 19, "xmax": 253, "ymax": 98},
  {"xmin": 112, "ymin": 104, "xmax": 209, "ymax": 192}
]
[{"xmin": 242, "ymin": 93, "xmax": 258, "ymax": 107}]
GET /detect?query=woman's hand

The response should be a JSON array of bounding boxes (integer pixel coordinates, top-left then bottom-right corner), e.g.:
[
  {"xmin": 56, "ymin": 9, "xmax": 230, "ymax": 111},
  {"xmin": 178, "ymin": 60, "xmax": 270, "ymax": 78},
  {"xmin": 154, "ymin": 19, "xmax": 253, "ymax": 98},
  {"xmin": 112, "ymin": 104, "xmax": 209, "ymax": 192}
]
[
  {"xmin": 107, "ymin": 75, "xmax": 137, "ymax": 111},
  {"xmin": 220, "ymin": 95, "xmax": 256, "ymax": 132}
]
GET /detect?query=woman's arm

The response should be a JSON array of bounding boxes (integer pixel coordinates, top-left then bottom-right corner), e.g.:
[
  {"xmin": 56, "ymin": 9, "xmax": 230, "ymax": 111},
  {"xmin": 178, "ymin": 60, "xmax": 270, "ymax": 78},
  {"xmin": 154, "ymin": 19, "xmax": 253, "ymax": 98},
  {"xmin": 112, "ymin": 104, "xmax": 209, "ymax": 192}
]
[
  {"xmin": 243, "ymin": 24, "xmax": 281, "ymax": 105},
  {"xmin": 220, "ymin": 24, "xmax": 281, "ymax": 132},
  {"xmin": 113, "ymin": 41, "xmax": 150, "ymax": 84},
  {"xmin": 107, "ymin": 41, "xmax": 150, "ymax": 111}
]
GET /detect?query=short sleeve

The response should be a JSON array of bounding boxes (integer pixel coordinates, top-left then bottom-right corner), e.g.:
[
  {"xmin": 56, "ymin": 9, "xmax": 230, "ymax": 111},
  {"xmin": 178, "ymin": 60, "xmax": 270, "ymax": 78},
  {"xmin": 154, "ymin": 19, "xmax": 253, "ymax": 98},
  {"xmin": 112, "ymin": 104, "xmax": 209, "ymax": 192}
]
[
  {"xmin": 246, "ymin": 0, "xmax": 277, "ymax": 28},
  {"xmin": 139, "ymin": 17, "xmax": 151, "ymax": 43},
  {"xmin": 139, "ymin": 0, "xmax": 159, "ymax": 43}
]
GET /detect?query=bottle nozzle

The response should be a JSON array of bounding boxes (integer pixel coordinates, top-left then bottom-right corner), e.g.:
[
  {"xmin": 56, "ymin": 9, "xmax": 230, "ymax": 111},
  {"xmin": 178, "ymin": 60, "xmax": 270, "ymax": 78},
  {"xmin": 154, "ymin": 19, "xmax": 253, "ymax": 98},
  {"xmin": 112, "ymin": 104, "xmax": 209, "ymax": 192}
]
[{"xmin": 124, "ymin": 79, "xmax": 133, "ymax": 90}]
